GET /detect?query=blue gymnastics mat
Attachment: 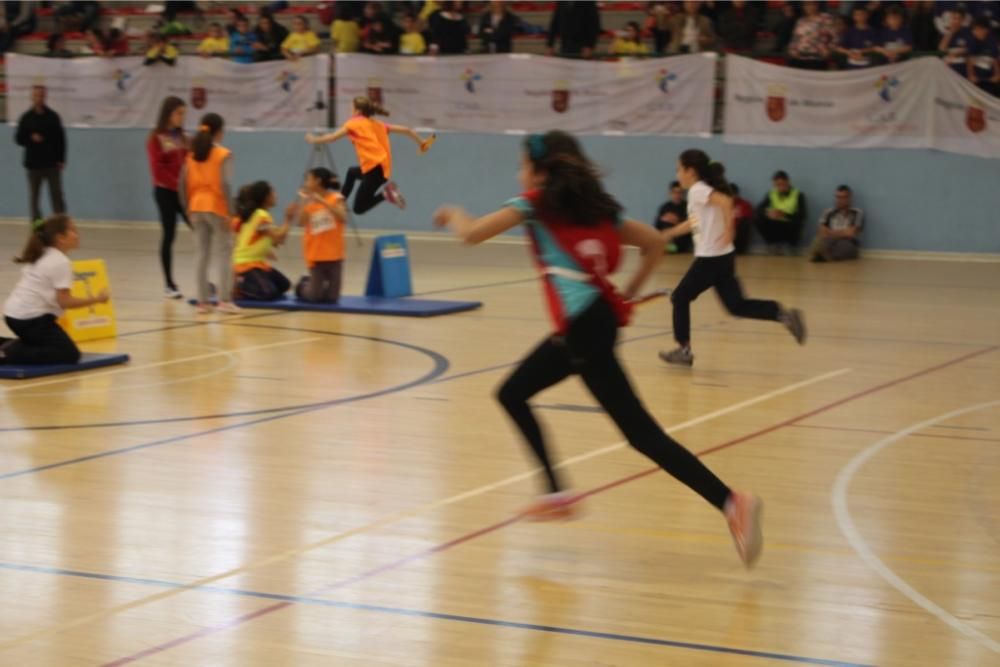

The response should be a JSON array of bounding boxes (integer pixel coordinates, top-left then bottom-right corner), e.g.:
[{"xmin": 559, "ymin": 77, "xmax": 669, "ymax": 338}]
[
  {"xmin": 232, "ymin": 295, "xmax": 482, "ymax": 317},
  {"xmin": 0, "ymin": 352, "xmax": 130, "ymax": 380}
]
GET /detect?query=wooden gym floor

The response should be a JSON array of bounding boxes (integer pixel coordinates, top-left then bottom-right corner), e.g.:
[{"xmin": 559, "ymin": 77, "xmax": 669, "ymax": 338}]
[{"xmin": 0, "ymin": 222, "xmax": 998, "ymax": 666}]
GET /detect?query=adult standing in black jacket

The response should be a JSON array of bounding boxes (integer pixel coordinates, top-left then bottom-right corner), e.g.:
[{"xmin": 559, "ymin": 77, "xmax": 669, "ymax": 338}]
[
  {"xmin": 479, "ymin": 0, "xmax": 518, "ymax": 53},
  {"xmin": 15, "ymin": 85, "xmax": 66, "ymax": 222},
  {"xmin": 547, "ymin": 1, "xmax": 601, "ymax": 58}
]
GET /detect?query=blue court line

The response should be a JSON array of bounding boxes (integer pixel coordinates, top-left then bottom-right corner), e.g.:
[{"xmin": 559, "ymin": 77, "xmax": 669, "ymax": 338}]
[
  {"xmin": 0, "ymin": 325, "xmax": 669, "ymax": 433},
  {"xmin": 0, "ymin": 562, "xmax": 872, "ymax": 667},
  {"xmin": 0, "ymin": 327, "xmax": 450, "ymax": 481},
  {"xmin": 534, "ymin": 403, "xmax": 604, "ymax": 413}
]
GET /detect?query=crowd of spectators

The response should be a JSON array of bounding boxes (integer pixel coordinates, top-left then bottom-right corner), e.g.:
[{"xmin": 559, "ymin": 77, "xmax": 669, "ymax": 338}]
[{"xmin": 1, "ymin": 2, "xmax": 997, "ymax": 95}]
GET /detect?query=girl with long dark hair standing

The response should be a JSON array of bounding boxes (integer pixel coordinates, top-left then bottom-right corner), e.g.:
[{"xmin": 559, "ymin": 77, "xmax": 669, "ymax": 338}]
[
  {"xmin": 147, "ymin": 96, "xmax": 189, "ymax": 299},
  {"xmin": 434, "ymin": 131, "xmax": 763, "ymax": 568}
]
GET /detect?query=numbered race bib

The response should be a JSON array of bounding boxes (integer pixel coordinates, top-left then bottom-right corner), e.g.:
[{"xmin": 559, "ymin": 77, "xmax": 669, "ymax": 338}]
[{"xmin": 310, "ymin": 210, "xmax": 337, "ymax": 234}]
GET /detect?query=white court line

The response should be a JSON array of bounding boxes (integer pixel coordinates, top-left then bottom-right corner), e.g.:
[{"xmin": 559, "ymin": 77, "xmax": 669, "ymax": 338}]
[
  {"xmin": 0, "ymin": 366, "xmax": 851, "ymax": 650},
  {"xmin": 1, "ymin": 337, "xmax": 321, "ymax": 393},
  {"xmin": 832, "ymin": 399, "xmax": 1000, "ymax": 655}
]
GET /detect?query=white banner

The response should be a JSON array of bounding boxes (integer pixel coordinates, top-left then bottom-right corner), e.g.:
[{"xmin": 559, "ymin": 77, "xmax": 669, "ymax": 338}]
[
  {"xmin": 5, "ymin": 53, "xmax": 329, "ymax": 129},
  {"xmin": 335, "ymin": 53, "xmax": 715, "ymax": 136},
  {"xmin": 724, "ymin": 54, "xmax": 933, "ymax": 149},
  {"xmin": 926, "ymin": 58, "xmax": 1000, "ymax": 159}
]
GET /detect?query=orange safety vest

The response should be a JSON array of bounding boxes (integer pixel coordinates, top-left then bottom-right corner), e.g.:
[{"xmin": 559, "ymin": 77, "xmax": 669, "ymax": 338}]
[
  {"xmin": 303, "ymin": 192, "xmax": 346, "ymax": 267},
  {"xmin": 185, "ymin": 145, "xmax": 231, "ymax": 219}
]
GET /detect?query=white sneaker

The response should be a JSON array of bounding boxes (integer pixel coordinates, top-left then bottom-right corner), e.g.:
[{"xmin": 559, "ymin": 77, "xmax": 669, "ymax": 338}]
[
  {"xmin": 165, "ymin": 287, "xmax": 183, "ymax": 300},
  {"xmin": 216, "ymin": 302, "xmax": 242, "ymax": 314},
  {"xmin": 383, "ymin": 181, "xmax": 407, "ymax": 210},
  {"xmin": 725, "ymin": 492, "xmax": 764, "ymax": 568}
]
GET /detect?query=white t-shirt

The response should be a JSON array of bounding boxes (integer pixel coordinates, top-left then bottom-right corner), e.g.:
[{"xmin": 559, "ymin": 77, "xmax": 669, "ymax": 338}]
[
  {"xmin": 687, "ymin": 181, "xmax": 734, "ymax": 258},
  {"xmin": 3, "ymin": 247, "xmax": 73, "ymax": 320}
]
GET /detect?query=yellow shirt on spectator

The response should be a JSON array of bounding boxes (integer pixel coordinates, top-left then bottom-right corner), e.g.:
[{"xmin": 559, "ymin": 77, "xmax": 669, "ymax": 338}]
[
  {"xmin": 612, "ymin": 38, "xmax": 650, "ymax": 56},
  {"xmin": 400, "ymin": 32, "xmax": 427, "ymax": 55},
  {"xmin": 331, "ymin": 19, "xmax": 360, "ymax": 53},
  {"xmin": 198, "ymin": 35, "xmax": 230, "ymax": 55},
  {"xmin": 146, "ymin": 43, "xmax": 180, "ymax": 60},
  {"xmin": 282, "ymin": 31, "xmax": 320, "ymax": 55}
]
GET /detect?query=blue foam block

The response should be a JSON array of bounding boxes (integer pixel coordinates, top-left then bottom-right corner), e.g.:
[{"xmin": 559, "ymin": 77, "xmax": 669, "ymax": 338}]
[
  {"xmin": 0, "ymin": 352, "xmax": 130, "ymax": 380},
  {"xmin": 232, "ymin": 295, "xmax": 482, "ymax": 317}
]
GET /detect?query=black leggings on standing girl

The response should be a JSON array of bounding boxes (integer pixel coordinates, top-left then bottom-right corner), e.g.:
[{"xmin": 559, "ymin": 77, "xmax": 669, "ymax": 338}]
[
  {"xmin": 341, "ymin": 165, "xmax": 386, "ymax": 215},
  {"xmin": 496, "ymin": 298, "xmax": 732, "ymax": 511},
  {"xmin": 153, "ymin": 186, "xmax": 189, "ymax": 291}
]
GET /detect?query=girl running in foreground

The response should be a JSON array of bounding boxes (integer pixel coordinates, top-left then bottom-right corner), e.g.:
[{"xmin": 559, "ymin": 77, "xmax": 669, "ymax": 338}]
[{"xmin": 434, "ymin": 131, "xmax": 763, "ymax": 567}]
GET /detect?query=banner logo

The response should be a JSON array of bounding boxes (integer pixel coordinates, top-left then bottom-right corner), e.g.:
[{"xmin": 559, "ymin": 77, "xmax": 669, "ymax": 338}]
[
  {"xmin": 766, "ymin": 83, "xmax": 787, "ymax": 122},
  {"xmin": 657, "ymin": 69, "xmax": 677, "ymax": 94},
  {"xmin": 875, "ymin": 74, "xmax": 900, "ymax": 103},
  {"xmin": 461, "ymin": 68, "xmax": 483, "ymax": 93}
]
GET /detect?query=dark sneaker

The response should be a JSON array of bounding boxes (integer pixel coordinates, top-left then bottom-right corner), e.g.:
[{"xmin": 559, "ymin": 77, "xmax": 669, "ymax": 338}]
[{"xmin": 781, "ymin": 308, "xmax": 807, "ymax": 345}]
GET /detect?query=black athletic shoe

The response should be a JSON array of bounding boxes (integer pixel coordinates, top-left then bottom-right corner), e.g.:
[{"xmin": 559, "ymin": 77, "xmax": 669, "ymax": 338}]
[{"xmin": 781, "ymin": 308, "xmax": 807, "ymax": 345}]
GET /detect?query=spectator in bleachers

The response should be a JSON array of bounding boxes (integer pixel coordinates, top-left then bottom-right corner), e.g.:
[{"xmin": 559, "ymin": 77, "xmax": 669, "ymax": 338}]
[
  {"xmin": 255, "ymin": 13, "xmax": 289, "ymax": 62},
  {"xmin": 225, "ymin": 8, "xmax": 246, "ymax": 36},
  {"xmin": 478, "ymin": 0, "xmax": 517, "ymax": 54},
  {"xmin": 934, "ymin": 2, "xmax": 971, "ymax": 38},
  {"xmin": 419, "ymin": 1, "xmax": 442, "ymax": 28},
  {"xmin": 730, "ymin": 183, "xmax": 754, "ymax": 255},
  {"xmin": 809, "ymin": 185, "xmax": 863, "ymax": 262},
  {"xmin": 612, "ymin": 21, "xmax": 650, "ymax": 56},
  {"xmin": 0, "ymin": 1, "xmax": 37, "ymax": 55},
  {"xmin": 282, "ymin": 16, "xmax": 321, "ymax": 60},
  {"xmin": 754, "ymin": 171, "xmax": 807, "ymax": 255},
  {"xmin": 45, "ymin": 33, "xmax": 74, "ymax": 58},
  {"xmin": 331, "ymin": 10, "xmax": 361, "ymax": 53},
  {"xmin": 429, "ymin": 1, "xmax": 469, "ymax": 55},
  {"xmin": 940, "ymin": 6, "xmax": 974, "ymax": 75},
  {"xmin": 361, "ymin": 1, "xmax": 385, "ymax": 29},
  {"xmin": 546, "ymin": 0, "xmax": 600, "ymax": 58},
  {"xmin": 668, "ymin": 1, "xmax": 716, "ymax": 54},
  {"xmin": 787, "ymin": 1, "xmax": 836, "ymax": 70},
  {"xmin": 773, "ymin": 2, "xmax": 802, "ymax": 55},
  {"xmin": 855, "ymin": 1, "xmax": 887, "ymax": 33},
  {"xmin": 911, "ymin": 1, "xmax": 938, "ymax": 52},
  {"xmin": 229, "ymin": 16, "xmax": 257, "ymax": 64},
  {"xmin": 967, "ymin": 17, "xmax": 1000, "ymax": 95},
  {"xmin": 877, "ymin": 6, "xmax": 914, "ymax": 63},
  {"xmin": 400, "ymin": 13, "xmax": 427, "ymax": 54},
  {"xmin": 361, "ymin": 14, "xmax": 399, "ymax": 54},
  {"xmin": 643, "ymin": 2, "xmax": 672, "ymax": 55},
  {"xmin": 654, "ymin": 181, "xmax": 692, "ymax": 254},
  {"xmin": 15, "ymin": 85, "xmax": 67, "ymax": 222},
  {"xmin": 198, "ymin": 23, "xmax": 230, "ymax": 57},
  {"xmin": 83, "ymin": 27, "xmax": 128, "ymax": 57},
  {"xmin": 54, "ymin": 1, "xmax": 98, "ymax": 34},
  {"xmin": 717, "ymin": 0, "xmax": 762, "ymax": 53},
  {"xmin": 834, "ymin": 5, "xmax": 880, "ymax": 68},
  {"xmin": 144, "ymin": 31, "xmax": 178, "ymax": 66}
]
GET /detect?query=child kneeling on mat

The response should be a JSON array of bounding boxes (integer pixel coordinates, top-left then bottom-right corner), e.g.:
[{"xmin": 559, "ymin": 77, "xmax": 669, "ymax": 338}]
[
  {"xmin": 1, "ymin": 215, "xmax": 110, "ymax": 365},
  {"xmin": 232, "ymin": 181, "xmax": 294, "ymax": 302},
  {"xmin": 295, "ymin": 167, "xmax": 347, "ymax": 303}
]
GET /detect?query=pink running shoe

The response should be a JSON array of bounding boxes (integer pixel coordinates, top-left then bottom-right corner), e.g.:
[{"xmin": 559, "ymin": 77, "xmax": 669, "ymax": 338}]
[
  {"xmin": 384, "ymin": 181, "xmax": 407, "ymax": 210},
  {"xmin": 725, "ymin": 492, "xmax": 764, "ymax": 568},
  {"xmin": 195, "ymin": 302, "xmax": 213, "ymax": 315},
  {"xmin": 521, "ymin": 492, "xmax": 581, "ymax": 522},
  {"xmin": 216, "ymin": 302, "xmax": 242, "ymax": 315}
]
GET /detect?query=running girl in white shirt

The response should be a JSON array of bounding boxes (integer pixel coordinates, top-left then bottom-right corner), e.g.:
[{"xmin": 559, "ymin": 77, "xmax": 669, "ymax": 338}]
[{"xmin": 660, "ymin": 150, "xmax": 806, "ymax": 367}]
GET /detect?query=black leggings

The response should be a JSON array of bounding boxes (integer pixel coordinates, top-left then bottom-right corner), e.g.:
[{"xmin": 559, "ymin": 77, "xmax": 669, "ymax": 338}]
[
  {"xmin": 296, "ymin": 261, "xmax": 343, "ymax": 303},
  {"xmin": 234, "ymin": 268, "xmax": 291, "ymax": 301},
  {"xmin": 154, "ymin": 186, "xmax": 188, "ymax": 290},
  {"xmin": 496, "ymin": 299, "xmax": 731, "ymax": 510},
  {"xmin": 3, "ymin": 314, "xmax": 80, "ymax": 365},
  {"xmin": 672, "ymin": 252, "xmax": 781, "ymax": 346},
  {"xmin": 342, "ymin": 165, "xmax": 386, "ymax": 215}
]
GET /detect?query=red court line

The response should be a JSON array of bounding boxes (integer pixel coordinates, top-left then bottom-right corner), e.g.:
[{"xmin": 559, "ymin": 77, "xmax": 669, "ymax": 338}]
[
  {"xmin": 101, "ymin": 345, "xmax": 997, "ymax": 666},
  {"xmin": 791, "ymin": 423, "xmax": 1000, "ymax": 444}
]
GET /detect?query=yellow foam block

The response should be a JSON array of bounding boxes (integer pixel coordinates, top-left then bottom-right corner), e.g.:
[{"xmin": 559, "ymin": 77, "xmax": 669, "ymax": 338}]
[{"xmin": 57, "ymin": 259, "xmax": 117, "ymax": 342}]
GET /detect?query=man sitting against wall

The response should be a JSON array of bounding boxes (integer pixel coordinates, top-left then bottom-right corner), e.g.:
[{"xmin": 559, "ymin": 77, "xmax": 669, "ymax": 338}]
[
  {"xmin": 754, "ymin": 171, "xmax": 807, "ymax": 255},
  {"xmin": 810, "ymin": 185, "xmax": 864, "ymax": 262}
]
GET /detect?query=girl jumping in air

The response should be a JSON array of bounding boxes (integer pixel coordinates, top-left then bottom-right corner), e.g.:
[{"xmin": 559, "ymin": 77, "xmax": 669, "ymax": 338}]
[
  {"xmin": 305, "ymin": 96, "xmax": 434, "ymax": 215},
  {"xmin": 434, "ymin": 131, "xmax": 764, "ymax": 568},
  {"xmin": 660, "ymin": 150, "xmax": 806, "ymax": 367}
]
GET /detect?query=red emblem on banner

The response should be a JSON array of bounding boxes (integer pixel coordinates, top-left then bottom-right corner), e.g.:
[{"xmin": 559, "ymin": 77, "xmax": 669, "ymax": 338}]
[
  {"xmin": 552, "ymin": 89, "xmax": 570, "ymax": 114},
  {"xmin": 367, "ymin": 86, "xmax": 384, "ymax": 106},
  {"xmin": 766, "ymin": 95, "xmax": 786, "ymax": 122},
  {"xmin": 190, "ymin": 87, "xmax": 207, "ymax": 110},
  {"xmin": 966, "ymin": 105, "xmax": 986, "ymax": 133}
]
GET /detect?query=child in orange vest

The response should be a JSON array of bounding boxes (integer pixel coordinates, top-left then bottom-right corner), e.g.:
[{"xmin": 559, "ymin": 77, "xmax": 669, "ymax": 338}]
[
  {"xmin": 305, "ymin": 96, "xmax": 434, "ymax": 215},
  {"xmin": 294, "ymin": 167, "xmax": 348, "ymax": 303}
]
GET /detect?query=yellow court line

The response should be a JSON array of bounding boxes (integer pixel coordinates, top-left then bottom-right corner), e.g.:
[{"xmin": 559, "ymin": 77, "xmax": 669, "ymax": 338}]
[
  {"xmin": 0, "ymin": 367, "xmax": 851, "ymax": 651},
  {"xmin": 1, "ymin": 337, "xmax": 321, "ymax": 393}
]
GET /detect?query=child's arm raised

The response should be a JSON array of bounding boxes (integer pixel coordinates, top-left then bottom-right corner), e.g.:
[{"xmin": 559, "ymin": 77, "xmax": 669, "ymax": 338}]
[
  {"xmin": 306, "ymin": 127, "xmax": 348, "ymax": 145},
  {"xmin": 434, "ymin": 205, "xmax": 523, "ymax": 245},
  {"xmin": 387, "ymin": 125, "xmax": 435, "ymax": 153}
]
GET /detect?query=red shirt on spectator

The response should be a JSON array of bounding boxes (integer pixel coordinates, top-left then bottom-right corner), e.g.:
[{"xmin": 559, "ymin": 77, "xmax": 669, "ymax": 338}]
[
  {"xmin": 734, "ymin": 196, "xmax": 753, "ymax": 226},
  {"xmin": 146, "ymin": 129, "xmax": 187, "ymax": 191}
]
